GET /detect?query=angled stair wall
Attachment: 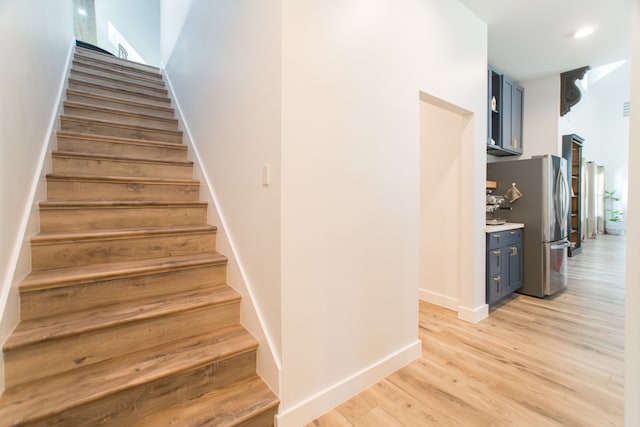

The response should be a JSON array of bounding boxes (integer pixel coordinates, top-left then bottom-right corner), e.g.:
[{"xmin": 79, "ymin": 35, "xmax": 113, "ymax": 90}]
[{"xmin": 0, "ymin": 46, "xmax": 278, "ymax": 426}]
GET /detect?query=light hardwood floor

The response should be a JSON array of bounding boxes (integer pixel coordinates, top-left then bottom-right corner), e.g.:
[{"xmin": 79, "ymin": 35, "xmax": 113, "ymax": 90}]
[{"xmin": 308, "ymin": 234, "xmax": 625, "ymax": 426}]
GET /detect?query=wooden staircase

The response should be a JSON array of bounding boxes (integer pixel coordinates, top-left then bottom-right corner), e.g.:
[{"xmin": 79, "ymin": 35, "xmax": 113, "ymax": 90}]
[{"xmin": 0, "ymin": 46, "xmax": 278, "ymax": 426}]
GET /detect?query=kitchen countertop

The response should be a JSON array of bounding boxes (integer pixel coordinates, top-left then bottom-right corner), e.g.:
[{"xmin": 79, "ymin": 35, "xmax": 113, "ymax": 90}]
[{"xmin": 485, "ymin": 222, "xmax": 525, "ymax": 233}]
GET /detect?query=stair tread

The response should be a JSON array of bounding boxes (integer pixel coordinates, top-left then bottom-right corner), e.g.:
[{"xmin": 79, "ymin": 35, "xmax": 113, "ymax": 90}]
[
  {"xmin": 61, "ymin": 114, "xmax": 183, "ymax": 135},
  {"xmin": 0, "ymin": 325, "xmax": 256, "ymax": 425},
  {"xmin": 5, "ymin": 283, "xmax": 240, "ymax": 351},
  {"xmin": 72, "ymin": 60, "xmax": 166, "ymax": 86},
  {"xmin": 21, "ymin": 252, "xmax": 226, "ymax": 291},
  {"xmin": 21, "ymin": 252, "xmax": 224, "ymax": 291},
  {"xmin": 52, "ymin": 150, "xmax": 193, "ymax": 166},
  {"xmin": 72, "ymin": 57, "xmax": 164, "ymax": 81},
  {"xmin": 70, "ymin": 68, "xmax": 168, "ymax": 93},
  {"xmin": 56, "ymin": 131, "xmax": 186, "ymax": 149},
  {"xmin": 66, "ymin": 88, "xmax": 174, "ymax": 113},
  {"xmin": 135, "ymin": 375, "xmax": 279, "ymax": 426},
  {"xmin": 68, "ymin": 77, "xmax": 171, "ymax": 104},
  {"xmin": 64, "ymin": 100, "xmax": 178, "ymax": 124},
  {"xmin": 31, "ymin": 224, "xmax": 217, "ymax": 244},
  {"xmin": 40, "ymin": 200, "xmax": 207, "ymax": 208},
  {"xmin": 75, "ymin": 47, "xmax": 161, "ymax": 73},
  {"xmin": 47, "ymin": 173, "xmax": 198, "ymax": 184}
]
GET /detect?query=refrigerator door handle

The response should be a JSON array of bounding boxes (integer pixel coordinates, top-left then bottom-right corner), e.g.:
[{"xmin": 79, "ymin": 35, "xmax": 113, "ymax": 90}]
[
  {"xmin": 556, "ymin": 166, "xmax": 570, "ymax": 231},
  {"xmin": 550, "ymin": 240, "xmax": 571, "ymax": 250}
]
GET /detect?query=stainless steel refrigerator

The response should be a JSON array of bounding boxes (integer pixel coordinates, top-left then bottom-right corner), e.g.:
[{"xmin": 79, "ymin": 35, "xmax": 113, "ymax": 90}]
[{"xmin": 487, "ymin": 155, "xmax": 570, "ymax": 297}]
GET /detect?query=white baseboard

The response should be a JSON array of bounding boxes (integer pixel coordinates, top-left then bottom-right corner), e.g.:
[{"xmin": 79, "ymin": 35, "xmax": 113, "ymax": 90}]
[
  {"xmin": 457, "ymin": 304, "xmax": 489, "ymax": 323},
  {"xmin": 275, "ymin": 339, "xmax": 421, "ymax": 427},
  {"xmin": 419, "ymin": 288, "xmax": 458, "ymax": 311}
]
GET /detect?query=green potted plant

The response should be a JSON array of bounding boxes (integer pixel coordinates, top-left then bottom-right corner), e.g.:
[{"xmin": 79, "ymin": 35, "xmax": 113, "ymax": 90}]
[{"xmin": 604, "ymin": 189, "xmax": 624, "ymax": 235}]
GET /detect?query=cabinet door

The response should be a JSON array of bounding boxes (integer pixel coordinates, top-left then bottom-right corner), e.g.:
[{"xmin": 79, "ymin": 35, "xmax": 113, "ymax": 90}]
[
  {"xmin": 506, "ymin": 244, "xmax": 523, "ymax": 294},
  {"xmin": 488, "ymin": 274, "xmax": 502, "ymax": 305},
  {"xmin": 488, "ymin": 248, "xmax": 502, "ymax": 277},
  {"xmin": 501, "ymin": 76, "xmax": 513, "ymax": 151},
  {"xmin": 510, "ymin": 84, "xmax": 524, "ymax": 154}
]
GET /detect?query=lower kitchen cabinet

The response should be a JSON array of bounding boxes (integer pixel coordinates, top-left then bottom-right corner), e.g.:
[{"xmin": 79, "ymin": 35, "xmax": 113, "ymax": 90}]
[{"xmin": 486, "ymin": 228, "xmax": 523, "ymax": 305}]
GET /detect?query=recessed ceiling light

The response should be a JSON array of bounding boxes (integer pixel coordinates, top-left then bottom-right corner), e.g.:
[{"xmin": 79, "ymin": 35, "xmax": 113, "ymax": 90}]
[
  {"xmin": 574, "ymin": 27, "xmax": 594, "ymax": 39},
  {"xmin": 77, "ymin": 8, "xmax": 87, "ymax": 16}
]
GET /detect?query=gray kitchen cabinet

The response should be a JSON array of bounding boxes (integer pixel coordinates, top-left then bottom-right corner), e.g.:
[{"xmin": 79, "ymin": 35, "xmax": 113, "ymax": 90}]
[
  {"xmin": 487, "ymin": 67, "xmax": 524, "ymax": 156},
  {"xmin": 486, "ymin": 228, "xmax": 523, "ymax": 305}
]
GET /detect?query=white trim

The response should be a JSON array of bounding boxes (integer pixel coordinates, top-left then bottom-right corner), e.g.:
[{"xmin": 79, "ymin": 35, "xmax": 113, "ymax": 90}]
[
  {"xmin": 419, "ymin": 288, "xmax": 458, "ymax": 311},
  {"xmin": 457, "ymin": 303, "xmax": 489, "ymax": 323},
  {"xmin": 275, "ymin": 339, "xmax": 422, "ymax": 427},
  {"xmin": 161, "ymin": 68, "xmax": 282, "ymax": 374}
]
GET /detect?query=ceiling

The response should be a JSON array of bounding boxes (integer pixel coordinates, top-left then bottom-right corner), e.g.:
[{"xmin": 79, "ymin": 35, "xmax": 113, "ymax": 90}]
[{"xmin": 458, "ymin": 0, "xmax": 632, "ymax": 82}]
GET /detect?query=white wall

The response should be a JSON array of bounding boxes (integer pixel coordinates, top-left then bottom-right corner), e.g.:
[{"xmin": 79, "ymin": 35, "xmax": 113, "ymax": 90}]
[
  {"xmin": 279, "ymin": 1, "xmax": 487, "ymax": 424},
  {"xmin": 95, "ymin": 0, "xmax": 160, "ymax": 66},
  {"xmin": 0, "ymin": 0, "xmax": 74, "ymax": 389},
  {"xmin": 162, "ymin": 0, "xmax": 487, "ymax": 425},
  {"xmin": 625, "ymin": 2, "xmax": 640, "ymax": 425},
  {"xmin": 521, "ymin": 74, "xmax": 562, "ymax": 158},
  {"xmin": 160, "ymin": 0, "xmax": 283, "ymax": 391},
  {"xmin": 159, "ymin": 0, "xmax": 193, "ymax": 64},
  {"xmin": 559, "ymin": 64, "xmax": 630, "ymax": 218}
]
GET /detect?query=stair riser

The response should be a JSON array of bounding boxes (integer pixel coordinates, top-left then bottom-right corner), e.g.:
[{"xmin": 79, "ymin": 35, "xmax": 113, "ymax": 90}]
[
  {"xmin": 24, "ymin": 350, "xmax": 256, "ymax": 427},
  {"xmin": 40, "ymin": 204, "xmax": 207, "ymax": 232},
  {"xmin": 74, "ymin": 49, "xmax": 161, "ymax": 78},
  {"xmin": 70, "ymin": 69, "xmax": 167, "ymax": 97},
  {"xmin": 240, "ymin": 407, "xmax": 279, "ymax": 427},
  {"xmin": 57, "ymin": 135, "xmax": 188, "ymax": 162},
  {"xmin": 46, "ymin": 178, "xmax": 200, "ymax": 202},
  {"xmin": 66, "ymin": 90, "xmax": 175, "ymax": 119},
  {"xmin": 4, "ymin": 302, "xmax": 242, "ymax": 388},
  {"xmin": 61, "ymin": 117, "xmax": 182, "ymax": 144},
  {"xmin": 68, "ymin": 79, "xmax": 171, "ymax": 106},
  {"xmin": 31, "ymin": 231, "xmax": 216, "ymax": 271},
  {"xmin": 20, "ymin": 264, "xmax": 227, "ymax": 321},
  {"xmin": 52, "ymin": 156, "xmax": 193, "ymax": 179},
  {"xmin": 63, "ymin": 104, "xmax": 179, "ymax": 131},
  {"xmin": 72, "ymin": 61, "xmax": 166, "ymax": 89},
  {"xmin": 72, "ymin": 57, "xmax": 163, "ymax": 83}
]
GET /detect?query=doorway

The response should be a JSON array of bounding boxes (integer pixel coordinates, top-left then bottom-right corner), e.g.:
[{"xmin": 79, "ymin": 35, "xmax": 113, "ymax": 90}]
[{"xmin": 419, "ymin": 93, "xmax": 479, "ymax": 319}]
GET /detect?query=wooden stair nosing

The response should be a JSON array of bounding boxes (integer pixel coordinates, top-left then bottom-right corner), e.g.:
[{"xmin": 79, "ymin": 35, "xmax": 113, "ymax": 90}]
[
  {"xmin": 68, "ymin": 77, "xmax": 171, "ymax": 105},
  {"xmin": 70, "ymin": 68, "xmax": 168, "ymax": 95},
  {"xmin": 66, "ymin": 88, "xmax": 175, "ymax": 115},
  {"xmin": 63, "ymin": 100, "xmax": 179, "ymax": 127},
  {"xmin": 46, "ymin": 173, "xmax": 198, "ymax": 185},
  {"xmin": 39, "ymin": 200, "xmax": 207, "ymax": 210},
  {"xmin": 136, "ymin": 375, "xmax": 280, "ymax": 426},
  {"xmin": 4, "ymin": 284, "xmax": 240, "ymax": 351},
  {"xmin": 52, "ymin": 150, "xmax": 193, "ymax": 168},
  {"xmin": 0, "ymin": 325, "xmax": 257, "ymax": 425},
  {"xmin": 72, "ymin": 59, "xmax": 165, "ymax": 86},
  {"xmin": 20, "ymin": 252, "xmax": 224, "ymax": 292},
  {"xmin": 31, "ymin": 223, "xmax": 215, "ymax": 244},
  {"xmin": 75, "ymin": 47, "xmax": 162, "ymax": 74},
  {"xmin": 56, "ymin": 131, "xmax": 186, "ymax": 150},
  {"xmin": 60, "ymin": 114, "xmax": 183, "ymax": 137}
]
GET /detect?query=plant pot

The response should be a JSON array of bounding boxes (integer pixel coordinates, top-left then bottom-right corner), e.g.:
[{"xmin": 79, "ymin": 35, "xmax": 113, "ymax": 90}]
[{"xmin": 605, "ymin": 220, "xmax": 624, "ymax": 235}]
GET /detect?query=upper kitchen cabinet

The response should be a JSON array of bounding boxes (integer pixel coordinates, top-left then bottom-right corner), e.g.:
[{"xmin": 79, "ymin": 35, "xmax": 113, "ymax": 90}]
[{"xmin": 487, "ymin": 67, "xmax": 524, "ymax": 156}]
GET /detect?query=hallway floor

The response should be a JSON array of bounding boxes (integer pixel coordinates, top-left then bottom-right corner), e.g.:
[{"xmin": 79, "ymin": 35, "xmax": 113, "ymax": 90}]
[{"xmin": 309, "ymin": 234, "xmax": 625, "ymax": 426}]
